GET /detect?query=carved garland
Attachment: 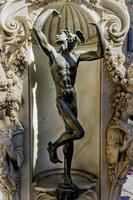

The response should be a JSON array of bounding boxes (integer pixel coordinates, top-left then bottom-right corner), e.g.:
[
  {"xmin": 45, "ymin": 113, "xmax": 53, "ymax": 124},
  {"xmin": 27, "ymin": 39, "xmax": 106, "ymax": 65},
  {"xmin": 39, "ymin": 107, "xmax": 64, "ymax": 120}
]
[
  {"xmin": 102, "ymin": 0, "xmax": 133, "ymax": 200},
  {"xmin": 105, "ymin": 45, "xmax": 133, "ymax": 199},
  {"xmin": 0, "ymin": 0, "xmax": 31, "ymax": 199}
]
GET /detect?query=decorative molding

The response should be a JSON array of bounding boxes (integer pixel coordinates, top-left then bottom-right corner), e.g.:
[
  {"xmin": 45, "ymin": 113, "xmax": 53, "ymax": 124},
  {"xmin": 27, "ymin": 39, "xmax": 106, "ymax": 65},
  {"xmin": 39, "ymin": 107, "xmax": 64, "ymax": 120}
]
[
  {"xmin": 100, "ymin": 0, "xmax": 130, "ymax": 46},
  {"xmin": 0, "ymin": 0, "xmax": 31, "ymax": 199},
  {"xmin": 34, "ymin": 190, "xmax": 97, "ymax": 200},
  {"xmin": 33, "ymin": 169, "xmax": 97, "ymax": 200},
  {"xmin": 101, "ymin": 1, "xmax": 133, "ymax": 200}
]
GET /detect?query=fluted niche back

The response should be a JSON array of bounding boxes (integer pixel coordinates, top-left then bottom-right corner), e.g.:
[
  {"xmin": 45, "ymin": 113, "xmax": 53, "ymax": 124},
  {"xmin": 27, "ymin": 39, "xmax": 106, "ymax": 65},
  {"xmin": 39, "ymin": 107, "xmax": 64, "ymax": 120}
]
[{"xmin": 41, "ymin": 1, "xmax": 96, "ymax": 46}]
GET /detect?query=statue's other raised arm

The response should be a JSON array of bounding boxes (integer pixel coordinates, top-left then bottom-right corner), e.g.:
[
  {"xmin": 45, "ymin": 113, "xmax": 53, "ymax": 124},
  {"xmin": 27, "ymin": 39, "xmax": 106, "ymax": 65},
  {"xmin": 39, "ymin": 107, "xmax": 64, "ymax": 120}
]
[
  {"xmin": 78, "ymin": 23, "xmax": 105, "ymax": 62},
  {"xmin": 33, "ymin": 9, "xmax": 60, "ymax": 64}
]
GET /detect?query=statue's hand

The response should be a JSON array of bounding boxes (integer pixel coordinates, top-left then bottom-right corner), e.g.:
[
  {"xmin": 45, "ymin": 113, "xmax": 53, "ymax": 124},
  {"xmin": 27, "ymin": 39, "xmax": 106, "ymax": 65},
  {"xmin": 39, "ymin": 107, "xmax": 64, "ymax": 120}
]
[
  {"xmin": 34, "ymin": 9, "xmax": 61, "ymax": 30},
  {"xmin": 52, "ymin": 9, "xmax": 61, "ymax": 18}
]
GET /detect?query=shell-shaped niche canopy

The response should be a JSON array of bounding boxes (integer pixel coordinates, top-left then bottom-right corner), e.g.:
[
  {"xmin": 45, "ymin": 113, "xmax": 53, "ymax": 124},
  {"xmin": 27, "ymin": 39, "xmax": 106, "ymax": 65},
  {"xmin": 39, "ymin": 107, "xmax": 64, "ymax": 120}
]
[{"xmin": 41, "ymin": 1, "xmax": 97, "ymax": 46}]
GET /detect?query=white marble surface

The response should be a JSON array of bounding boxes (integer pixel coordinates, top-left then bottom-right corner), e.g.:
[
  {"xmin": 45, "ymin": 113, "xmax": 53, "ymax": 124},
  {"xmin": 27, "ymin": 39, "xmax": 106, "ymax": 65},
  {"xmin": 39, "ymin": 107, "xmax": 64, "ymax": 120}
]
[
  {"xmin": 122, "ymin": 175, "xmax": 133, "ymax": 199},
  {"xmin": 0, "ymin": 193, "xmax": 5, "ymax": 200}
]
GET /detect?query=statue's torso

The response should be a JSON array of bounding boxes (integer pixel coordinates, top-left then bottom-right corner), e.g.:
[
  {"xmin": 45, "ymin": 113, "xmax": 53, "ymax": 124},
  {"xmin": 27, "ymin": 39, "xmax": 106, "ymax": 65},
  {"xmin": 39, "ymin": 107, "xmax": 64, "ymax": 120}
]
[{"xmin": 51, "ymin": 52, "xmax": 78, "ymax": 102}]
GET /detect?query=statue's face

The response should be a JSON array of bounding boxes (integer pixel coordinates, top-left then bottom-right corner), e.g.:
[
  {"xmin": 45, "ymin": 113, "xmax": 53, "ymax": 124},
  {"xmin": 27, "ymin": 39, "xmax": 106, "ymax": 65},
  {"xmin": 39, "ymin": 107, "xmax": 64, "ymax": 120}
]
[
  {"xmin": 56, "ymin": 30, "xmax": 77, "ymax": 51},
  {"xmin": 56, "ymin": 32, "xmax": 68, "ymax": 50}
]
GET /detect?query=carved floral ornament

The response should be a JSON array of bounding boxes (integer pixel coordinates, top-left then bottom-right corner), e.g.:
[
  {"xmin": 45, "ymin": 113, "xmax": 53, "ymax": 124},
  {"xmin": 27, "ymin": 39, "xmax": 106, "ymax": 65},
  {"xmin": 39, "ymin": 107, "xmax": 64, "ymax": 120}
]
[
  {"xmin": 0, "ymin": 0, "xmax": 32, "ymax": 199},
  {"xmin": 102, "ymin": 1, "xmax": 133, "ymax": 199},
  {"xmin": 0, "ymin": 0, "xmax": 132, "ymax": 199},
  {"xmin": 105, "ymin": 49, "xmax": 133, "ymax": 199}
]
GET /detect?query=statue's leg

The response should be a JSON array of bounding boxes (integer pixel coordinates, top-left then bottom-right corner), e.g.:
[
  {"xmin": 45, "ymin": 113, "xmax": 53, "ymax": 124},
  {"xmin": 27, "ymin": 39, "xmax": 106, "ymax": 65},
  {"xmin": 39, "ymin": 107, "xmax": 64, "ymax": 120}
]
[
  {"xmin": 47, "ymin": 99, "xmax": 84, "ymax": 163},
  {"xmin": 63, "ymin": 141, "xmax": 78, "ymax": 188},
  {"xmin": 63, "ymin": 101, "xmax": 77, "ymax": 187},
  {"xmin": 55, "ymin": 98, "xmax": 84, "ymax": 144}
]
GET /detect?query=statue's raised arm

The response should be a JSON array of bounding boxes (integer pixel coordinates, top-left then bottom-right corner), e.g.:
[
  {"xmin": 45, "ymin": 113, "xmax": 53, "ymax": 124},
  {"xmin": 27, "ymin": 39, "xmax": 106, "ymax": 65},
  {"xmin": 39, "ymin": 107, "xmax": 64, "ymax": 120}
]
[
  {"xmin": 33, "ymin": 9, "xmax": 60, "ymax": 64},
  {"xmin": 78, "ymin": 22, "xmax": 105, "ymax": 62}
]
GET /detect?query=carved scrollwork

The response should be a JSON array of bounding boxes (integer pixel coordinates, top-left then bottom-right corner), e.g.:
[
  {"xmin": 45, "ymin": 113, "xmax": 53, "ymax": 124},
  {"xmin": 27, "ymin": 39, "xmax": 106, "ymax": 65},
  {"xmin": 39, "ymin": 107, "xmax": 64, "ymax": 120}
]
[
  {"xmin": 0, "ymin": 0, "xmax": 32, "ymax": 199},
  {"xmin": 103, "ymin": 1, "xmax": 133, "ymax": 199},
  {"xmin": 0, "ymin": 2, "xmax": 31, "ymax": 44},
  {"xmin": 100, "ymin": 0, "xmax": 130, "ymax": 46}
]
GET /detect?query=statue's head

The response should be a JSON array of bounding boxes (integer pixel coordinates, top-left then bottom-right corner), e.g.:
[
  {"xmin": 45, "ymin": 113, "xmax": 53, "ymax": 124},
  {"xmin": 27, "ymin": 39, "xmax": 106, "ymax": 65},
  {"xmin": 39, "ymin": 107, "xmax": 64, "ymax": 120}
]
[{"xmin": 56, "ymin": 28, "xmax": 85, "ymax": 52}]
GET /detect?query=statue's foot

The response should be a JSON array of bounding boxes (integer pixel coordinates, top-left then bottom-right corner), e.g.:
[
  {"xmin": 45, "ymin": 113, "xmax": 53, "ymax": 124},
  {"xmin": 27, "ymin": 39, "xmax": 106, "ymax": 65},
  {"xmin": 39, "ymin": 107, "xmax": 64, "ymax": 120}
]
[
  {"xmin": 67, "ymin": 182, "xmax": 78, "ymax": 190},
  {"xmin": 63, "ymin": 176, "xmax": 78, "ymax": 190},
  {"xmin": 47, "ymin": 142, "xmax": 62, "ymax": 164}
]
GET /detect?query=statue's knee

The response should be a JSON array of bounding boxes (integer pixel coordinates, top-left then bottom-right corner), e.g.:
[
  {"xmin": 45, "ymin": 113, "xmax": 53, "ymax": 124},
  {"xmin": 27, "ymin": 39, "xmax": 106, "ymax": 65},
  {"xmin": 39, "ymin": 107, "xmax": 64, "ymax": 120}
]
[
  {"xmin": 63, "ymin": 146, "xmax": 67, "ymax": 155},
  {"xmin": 80, "ymin": 128, "xmax": 85, "ymax": 139},
  {"xmin": 76, "ymin": 128, "xmax": 85, "ymax": 139}
]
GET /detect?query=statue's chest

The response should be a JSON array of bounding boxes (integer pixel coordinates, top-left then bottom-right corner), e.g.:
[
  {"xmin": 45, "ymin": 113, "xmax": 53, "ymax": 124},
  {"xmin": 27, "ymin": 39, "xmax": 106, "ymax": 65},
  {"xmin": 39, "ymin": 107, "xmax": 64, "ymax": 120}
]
[
  {"xmin": 61, "ymin": 53, "xmax": 78, "ymax": 79},
  {"xmin": 61, "ymin": 52, "xmax": 78, "ymax": 69},
  {"xmin": 52, "ymin": 53, "xmax": 78, "ymax": 83}
]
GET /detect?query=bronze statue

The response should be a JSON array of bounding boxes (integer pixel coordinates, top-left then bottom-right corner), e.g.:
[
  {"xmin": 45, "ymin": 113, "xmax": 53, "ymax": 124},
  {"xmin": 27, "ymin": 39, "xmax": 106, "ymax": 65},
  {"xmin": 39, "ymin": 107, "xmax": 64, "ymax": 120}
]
[{"xmin": 33, "ymin": 8, "xmax": 105, "ymax": 189}]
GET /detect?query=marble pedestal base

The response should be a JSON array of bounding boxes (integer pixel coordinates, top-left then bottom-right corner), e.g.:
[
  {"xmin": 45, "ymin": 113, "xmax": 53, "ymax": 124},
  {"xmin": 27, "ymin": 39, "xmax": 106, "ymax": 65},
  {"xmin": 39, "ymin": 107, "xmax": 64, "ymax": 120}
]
[
  {"xmin": 56, "ymin": 184, "xmax": 79, "ymax": 200},
  {"xmin": 33, "ymin": 169, "xmax": 98, "ymax": 200}
]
